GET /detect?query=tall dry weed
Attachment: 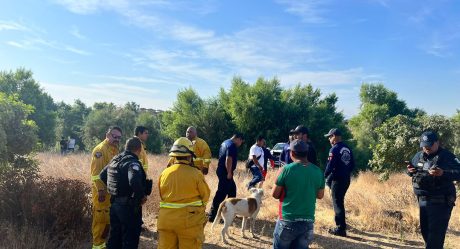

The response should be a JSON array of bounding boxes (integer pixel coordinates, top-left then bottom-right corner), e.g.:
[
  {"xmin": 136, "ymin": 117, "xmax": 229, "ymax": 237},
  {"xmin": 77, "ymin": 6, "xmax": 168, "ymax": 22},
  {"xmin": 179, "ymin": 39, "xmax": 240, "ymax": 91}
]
[{"xmin": 35, "ymin": 152, "xmax": 460, "ymax": 245}]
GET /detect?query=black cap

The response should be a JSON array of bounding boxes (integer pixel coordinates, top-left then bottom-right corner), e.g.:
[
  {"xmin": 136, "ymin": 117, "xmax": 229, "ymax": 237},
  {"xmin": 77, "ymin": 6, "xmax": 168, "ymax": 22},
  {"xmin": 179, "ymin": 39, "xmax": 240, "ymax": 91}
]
[
  {"xmin": 420, "ymin": 131, "xmax": 438, "ymax": 148},
  {"xmin": 290, "ymin": 139, "xmax": 309, "ymax": 153},
  {"xmin": 289, "ymin": 129, "xmax": 296, "ymax": 135},
  {"xmin": 294, "ymin": 125, "xmax": 309, "ymax": 135},
  {"xmin": 324, "ymin": 128, "xmax": 342, "ymax": 137}
]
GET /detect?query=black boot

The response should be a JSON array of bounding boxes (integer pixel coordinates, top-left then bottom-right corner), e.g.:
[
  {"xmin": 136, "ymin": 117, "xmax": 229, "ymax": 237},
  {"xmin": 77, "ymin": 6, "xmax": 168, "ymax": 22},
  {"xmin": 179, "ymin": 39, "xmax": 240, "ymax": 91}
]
[{"xmin": 328, "ymin": 227, "xmax": 347, "ymax": 237}]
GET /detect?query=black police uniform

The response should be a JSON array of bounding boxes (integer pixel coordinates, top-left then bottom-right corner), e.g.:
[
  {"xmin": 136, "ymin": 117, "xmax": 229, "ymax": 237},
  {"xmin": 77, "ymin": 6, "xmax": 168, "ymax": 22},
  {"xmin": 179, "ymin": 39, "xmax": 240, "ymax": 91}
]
[
  {"xmin": 100, "ymin": 151, "xmax": 147, "ymax": 249},
  {"xmin": 409, "ymin": 148, "xmax": 460, "ymax": 249},
  {"xmin": 324, "ymin": 141, "xmax": 355, "ymax": 235}
]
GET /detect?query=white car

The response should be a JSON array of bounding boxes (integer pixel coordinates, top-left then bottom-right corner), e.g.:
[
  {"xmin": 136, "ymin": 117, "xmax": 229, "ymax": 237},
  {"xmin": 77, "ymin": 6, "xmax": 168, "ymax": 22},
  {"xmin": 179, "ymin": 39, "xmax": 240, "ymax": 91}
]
[{"xmin": 270, "ymin": 142, "xmax": 287, "ymax": 167}]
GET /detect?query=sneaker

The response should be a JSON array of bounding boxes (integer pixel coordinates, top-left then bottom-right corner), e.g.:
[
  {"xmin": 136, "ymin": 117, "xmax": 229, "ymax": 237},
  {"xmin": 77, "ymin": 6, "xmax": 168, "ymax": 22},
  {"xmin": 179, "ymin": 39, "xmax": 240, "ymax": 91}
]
[{"xmin": 328, "ymin": 228, "xmax": 347, "ymax": 237}]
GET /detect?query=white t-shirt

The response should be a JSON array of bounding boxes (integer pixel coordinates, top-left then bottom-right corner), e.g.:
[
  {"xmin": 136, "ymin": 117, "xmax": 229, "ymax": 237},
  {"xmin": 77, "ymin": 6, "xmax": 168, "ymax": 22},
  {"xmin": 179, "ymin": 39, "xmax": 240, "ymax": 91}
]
[{"xmin": 249, "ymin": 144, "xmax": 264, "ymax": 167}]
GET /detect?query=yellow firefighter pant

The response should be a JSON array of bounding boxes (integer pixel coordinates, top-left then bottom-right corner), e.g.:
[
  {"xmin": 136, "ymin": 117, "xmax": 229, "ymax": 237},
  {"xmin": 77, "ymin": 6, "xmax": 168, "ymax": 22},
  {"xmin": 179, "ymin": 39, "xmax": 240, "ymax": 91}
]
[
  {"xmin": 91, "ymin": 188, "xmax": 111, "ymax": 249},
  {"xmin": 157, "ymin": 206, "xmax": 206, "ymax": 249}
]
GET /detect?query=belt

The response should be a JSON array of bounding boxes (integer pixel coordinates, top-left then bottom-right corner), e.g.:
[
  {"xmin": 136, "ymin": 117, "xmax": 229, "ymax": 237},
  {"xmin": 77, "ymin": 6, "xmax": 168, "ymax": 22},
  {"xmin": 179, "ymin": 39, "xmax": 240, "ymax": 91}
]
[
  {"xmin": 159, "ymin": 200, "xmax": 204, "ymax": 208},
  {"xmin": 418, "ymin": 195, "xmax": 447, "ymax": 203},
  {"xmin": 111, "ymin": 196, "xmax": 131, "ymax": 204}
]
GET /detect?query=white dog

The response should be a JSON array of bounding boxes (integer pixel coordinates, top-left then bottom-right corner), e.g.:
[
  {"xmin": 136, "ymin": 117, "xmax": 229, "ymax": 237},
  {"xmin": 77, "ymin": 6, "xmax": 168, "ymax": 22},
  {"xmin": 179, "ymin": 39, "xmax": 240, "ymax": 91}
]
[{"xmin": 211, "ymin": 188, "xmax": 264, "ymax": 243}]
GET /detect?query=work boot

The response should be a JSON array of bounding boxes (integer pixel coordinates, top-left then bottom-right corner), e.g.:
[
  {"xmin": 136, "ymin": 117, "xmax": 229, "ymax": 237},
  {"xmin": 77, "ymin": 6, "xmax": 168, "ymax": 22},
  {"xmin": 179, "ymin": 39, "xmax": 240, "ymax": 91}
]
[{"xmin": 328, "ymin": 227, "xmax": 347, "ymax": 237}]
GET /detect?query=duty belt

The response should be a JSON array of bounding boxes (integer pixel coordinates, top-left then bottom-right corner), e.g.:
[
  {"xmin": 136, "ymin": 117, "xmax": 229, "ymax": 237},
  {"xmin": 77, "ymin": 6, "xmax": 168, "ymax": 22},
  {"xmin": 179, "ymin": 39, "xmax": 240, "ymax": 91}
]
[
  {"xmin": 418, "ymin": 195, "xmax": 447, "ymax": 204},
  {"xmin": 159, "ymin": 200, "xmax": 204, "ymax": 208}
]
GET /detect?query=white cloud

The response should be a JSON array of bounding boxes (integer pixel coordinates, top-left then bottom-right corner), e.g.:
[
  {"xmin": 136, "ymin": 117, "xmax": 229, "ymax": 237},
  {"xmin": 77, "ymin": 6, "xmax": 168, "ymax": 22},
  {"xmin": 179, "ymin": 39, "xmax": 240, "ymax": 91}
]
[
  {"xmin": 278, "ymin": 68, "xmax": 365, "ymax": 86},
  {"xmin": 65, "ymin": 45, "xmax": 91, "ymax": 56},
  {"xmin": 51, "ymin": 0, "xmax": 120, "ymax": 14},
  {"xmin": 41, "ymin": 82, "xmax": 170, "ymax": 109},
  {"xmin": 6, "ymin": 36, "xmax": 91, "ymax": 56},
  {"xmin": 275, "ymin": 0, "xmax": 329, "ymax": 24},
  {"xmin": 97, "ymin": 74, "xmax": 187, "ymax": 87},
  {"xmin": 0, "ymin": 20, "xmax": 28, "ymax": 31},
  {"xmin": 69, "ymin": 26, "xmax": 87, "ymax": 40},
  {"xmin": 5, "ymin": 41, "xmax": 27, "ymax": 48}
]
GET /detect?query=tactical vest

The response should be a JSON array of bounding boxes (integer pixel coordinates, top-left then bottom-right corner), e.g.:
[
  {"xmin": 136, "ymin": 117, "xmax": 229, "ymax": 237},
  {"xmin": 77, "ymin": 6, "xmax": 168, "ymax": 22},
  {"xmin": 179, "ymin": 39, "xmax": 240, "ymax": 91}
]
[
  {"xmin": 106, "ymin": 152, "xmax": 145, "ymax": 197},
  {"xmin": 412, "ymin": 153, "xmax": 442, "ymax": 191}
]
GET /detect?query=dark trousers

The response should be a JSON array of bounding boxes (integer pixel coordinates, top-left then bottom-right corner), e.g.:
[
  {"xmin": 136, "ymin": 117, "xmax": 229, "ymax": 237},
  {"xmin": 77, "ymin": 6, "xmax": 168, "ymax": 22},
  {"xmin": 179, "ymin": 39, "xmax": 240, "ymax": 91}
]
[
  {"xmin": 209, "ymin": 171, "xmax": 236, "ymax": 220},
  {"xmin": 419, "ymin": 197, "xmax": 454, "ymax": 249},
  {"xmin": 107, "ymin": 202, "xmax": 142, "ymax": 249},
  {"xmin": 248, "ymin": 166, "xmax": 263, "ymax": 189},
  {"xmin": 330, "ymin": 179, "xmax": 350, "ymax": 231}
]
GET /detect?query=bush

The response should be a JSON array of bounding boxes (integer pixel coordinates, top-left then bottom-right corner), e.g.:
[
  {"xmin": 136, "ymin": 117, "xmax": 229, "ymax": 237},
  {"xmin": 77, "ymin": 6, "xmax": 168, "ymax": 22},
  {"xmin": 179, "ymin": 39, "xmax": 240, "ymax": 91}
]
[{"xmin": 0, "ymin": 163, "xmax": 91, "ymax": 245}]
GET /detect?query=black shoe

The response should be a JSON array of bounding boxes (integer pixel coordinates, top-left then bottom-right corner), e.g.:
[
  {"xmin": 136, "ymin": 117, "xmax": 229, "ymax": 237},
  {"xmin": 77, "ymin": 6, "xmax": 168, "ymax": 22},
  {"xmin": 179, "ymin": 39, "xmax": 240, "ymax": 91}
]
[{"xmin": 328, "ymin": 228, "xmax": 346, "ymax": 237}]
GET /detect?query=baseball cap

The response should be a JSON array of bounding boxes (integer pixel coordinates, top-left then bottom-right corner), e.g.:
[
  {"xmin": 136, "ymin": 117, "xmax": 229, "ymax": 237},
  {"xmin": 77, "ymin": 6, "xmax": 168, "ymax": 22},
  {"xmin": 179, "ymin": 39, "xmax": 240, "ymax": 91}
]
[
  {"xmin": 290, "ymin": 139, "xmax": 309, "ymax": 153},
  {"xmin": 420, "ymin": 131, "xmax": 438, "ymax": 148},
  {"xmin": 324, "ymin": 128, "xmax": 342, "ymax": 137},
  {"xmin": 293, "ymin": 125, "xmax": 309, "ymax": 135},
  {"xmin": 288, "ymin": 129, "xmax": 296, "ymax": 135}
]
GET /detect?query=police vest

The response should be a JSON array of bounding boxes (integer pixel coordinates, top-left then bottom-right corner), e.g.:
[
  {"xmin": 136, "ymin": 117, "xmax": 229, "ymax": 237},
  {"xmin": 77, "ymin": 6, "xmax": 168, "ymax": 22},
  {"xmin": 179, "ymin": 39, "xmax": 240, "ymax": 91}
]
[
  {"xmin": 106, "ymin": 152, "xmax": 146, "ymax": 198},
  {"xmin": 412, "ymin": 153, "xmax": 446, "ymax": 191}
]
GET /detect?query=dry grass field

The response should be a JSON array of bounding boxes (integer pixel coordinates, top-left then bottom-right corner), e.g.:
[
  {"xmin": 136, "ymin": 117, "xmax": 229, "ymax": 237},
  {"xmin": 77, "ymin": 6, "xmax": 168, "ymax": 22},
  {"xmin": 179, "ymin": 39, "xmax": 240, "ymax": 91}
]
[{"xmin": 36, "ymin": 152, "xmax": 460, "ymax": 249}]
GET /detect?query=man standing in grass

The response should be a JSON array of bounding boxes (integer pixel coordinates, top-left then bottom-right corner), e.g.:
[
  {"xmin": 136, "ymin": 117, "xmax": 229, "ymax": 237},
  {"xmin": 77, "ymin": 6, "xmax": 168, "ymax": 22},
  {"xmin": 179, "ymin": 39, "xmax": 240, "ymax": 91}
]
[
  {"xmin": 272, "ymin": 139, "xmax": 325, "ymax": 249},
  {"xmin": 90, "ymin": 126, "xmax": 122, "ymax": 249},
  {"xmin": 324, "ymin": 128, "xmax": 354, "ymax": 237},
  {"xmin": 134, "ymin": 126, "xmax": 149, "ymax": 176}
]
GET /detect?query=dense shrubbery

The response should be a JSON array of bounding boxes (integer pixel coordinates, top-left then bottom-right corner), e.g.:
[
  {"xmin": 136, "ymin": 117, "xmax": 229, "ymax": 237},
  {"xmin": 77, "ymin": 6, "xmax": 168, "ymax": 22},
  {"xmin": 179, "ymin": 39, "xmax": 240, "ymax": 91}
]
[{"xmin": 1, "ymin": 68, "xmax": 459, "ymax": 172}]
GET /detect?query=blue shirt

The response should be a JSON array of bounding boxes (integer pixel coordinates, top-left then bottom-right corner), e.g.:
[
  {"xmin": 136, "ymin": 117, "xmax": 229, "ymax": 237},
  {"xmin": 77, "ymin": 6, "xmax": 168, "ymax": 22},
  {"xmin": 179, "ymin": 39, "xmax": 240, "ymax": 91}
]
[
  {"xmin": 280, "ymin": 143, "xmax": 293, "ymax": 165},
  {"xmin": 217, "ymin": 139, "xmax": 238, "ymax": 175},
  {"xmin": 324, "ymin": 142, "xmax": 354, "ymax": 181}
]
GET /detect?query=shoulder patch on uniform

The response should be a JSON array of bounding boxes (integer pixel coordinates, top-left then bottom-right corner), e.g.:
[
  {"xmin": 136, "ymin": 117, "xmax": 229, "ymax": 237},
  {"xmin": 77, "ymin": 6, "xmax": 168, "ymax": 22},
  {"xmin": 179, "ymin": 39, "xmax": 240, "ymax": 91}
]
[
  {"xmin": 95, "ymin": 152, "xmax": 102, "ymax": 158},
  {"xmin": 132, "ymin": 163, "xmax": 140, "ymax": 171}
]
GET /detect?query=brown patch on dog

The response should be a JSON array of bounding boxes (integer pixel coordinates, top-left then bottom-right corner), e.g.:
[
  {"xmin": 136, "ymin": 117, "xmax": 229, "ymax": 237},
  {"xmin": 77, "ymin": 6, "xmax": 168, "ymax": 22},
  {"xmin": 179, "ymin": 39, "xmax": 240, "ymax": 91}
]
[
  {"xmin": 228, "ymin": 198, "xmax": 242, "ymax": 205},
  {"xmin": 219, "ymin": 201, "xmax": 227, "ymax": 213},
  {"xmin": 247, "ymin": 197, "xmax": 258, "ymax": 215}
]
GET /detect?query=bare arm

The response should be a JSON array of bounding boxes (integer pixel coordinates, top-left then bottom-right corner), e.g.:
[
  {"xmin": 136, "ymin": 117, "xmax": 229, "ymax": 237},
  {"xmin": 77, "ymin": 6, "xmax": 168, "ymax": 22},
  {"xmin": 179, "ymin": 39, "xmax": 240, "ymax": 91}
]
[
  {"xmin": 316, "ymin": 189, "xmax": 325, "ymax": 199},
  {"xmin": 272, "ymin": 185, "xmax": 284, "ymax": 199},
  {"xmin": 226, "ymin": 156, "xmax": 233, "ymax": 179},
  {"xmin": 252, "ymin": 155, "xmax": 262, "ymax": 169}
]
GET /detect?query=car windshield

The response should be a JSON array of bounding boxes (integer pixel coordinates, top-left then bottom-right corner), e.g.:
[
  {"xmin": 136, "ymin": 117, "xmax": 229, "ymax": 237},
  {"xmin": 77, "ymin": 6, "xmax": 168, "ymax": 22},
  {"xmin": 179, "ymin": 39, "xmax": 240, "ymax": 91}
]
[{"xmin": 273, "ymin": 143, "xmax": 286, "ymax": 150}]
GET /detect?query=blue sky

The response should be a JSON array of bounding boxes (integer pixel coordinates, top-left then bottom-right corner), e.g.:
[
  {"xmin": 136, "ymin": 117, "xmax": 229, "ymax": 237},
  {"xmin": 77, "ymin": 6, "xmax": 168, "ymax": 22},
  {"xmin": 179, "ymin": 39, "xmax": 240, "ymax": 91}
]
[{"xmin": 0, "ymin": 0, "xmax": 459, "ymax": 117}]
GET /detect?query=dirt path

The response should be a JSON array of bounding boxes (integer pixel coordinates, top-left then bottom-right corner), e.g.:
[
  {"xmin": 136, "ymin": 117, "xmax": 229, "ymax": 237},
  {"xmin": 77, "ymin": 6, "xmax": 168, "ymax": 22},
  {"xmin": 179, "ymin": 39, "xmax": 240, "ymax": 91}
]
[{"xmin": 137, "ymin": 217, "xmax": 430, "ymax": 249}]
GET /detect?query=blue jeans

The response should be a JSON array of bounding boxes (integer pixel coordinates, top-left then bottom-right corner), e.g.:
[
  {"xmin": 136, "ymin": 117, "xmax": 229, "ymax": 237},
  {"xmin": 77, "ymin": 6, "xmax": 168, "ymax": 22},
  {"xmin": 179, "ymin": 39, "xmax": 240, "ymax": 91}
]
[
  {"xmin": 248, "ymin": 166, "xmax": 263, "ymax": 189},
  {"xmin": 273, "ymin": 219, "xmax": 314, "ymax": 249}
]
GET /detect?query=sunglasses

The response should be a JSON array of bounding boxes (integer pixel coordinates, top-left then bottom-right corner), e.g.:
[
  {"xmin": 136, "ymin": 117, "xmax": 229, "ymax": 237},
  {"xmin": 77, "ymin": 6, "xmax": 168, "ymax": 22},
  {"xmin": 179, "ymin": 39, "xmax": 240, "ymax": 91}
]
[{"xmin": 111, "ymin": 134, "xmax": 122, "ymax": 140}]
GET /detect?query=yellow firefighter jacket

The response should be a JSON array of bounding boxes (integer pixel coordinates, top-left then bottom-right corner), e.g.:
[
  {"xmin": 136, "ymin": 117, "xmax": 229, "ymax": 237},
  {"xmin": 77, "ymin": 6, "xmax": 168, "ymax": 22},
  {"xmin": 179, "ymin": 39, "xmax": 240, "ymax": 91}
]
[
  {"xmin": 90, "ymin": 139, "xmax": 119, "ymax": 191},
  {"xmin": 159, "ymin": 162, "xmax": 210, "ymax": 208},
  {"xmin": 167, "ymin": 137, "xmax": 211, "ymax": 171},
  {"xmin": 137, "ymin": 139, "xmax": 149, "ymax": 173},
  {"xmin": 192, "ymin": 137, "xmax": 211, "ymax": 170}
]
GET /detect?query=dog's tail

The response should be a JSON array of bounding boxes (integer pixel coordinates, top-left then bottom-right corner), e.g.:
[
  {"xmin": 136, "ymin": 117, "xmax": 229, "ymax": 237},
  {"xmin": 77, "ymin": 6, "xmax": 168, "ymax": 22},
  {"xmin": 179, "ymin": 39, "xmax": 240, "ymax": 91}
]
[{"xmin": 211, "ymin": 201, "xmax": 225, "ymax": 231}]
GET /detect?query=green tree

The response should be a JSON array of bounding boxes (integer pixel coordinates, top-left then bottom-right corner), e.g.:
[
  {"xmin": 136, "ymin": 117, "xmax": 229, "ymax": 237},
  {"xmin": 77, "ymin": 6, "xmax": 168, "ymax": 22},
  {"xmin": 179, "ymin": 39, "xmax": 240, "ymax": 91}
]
[
  {"xmin": 0, "ymin": 69, "xmax": 56, "ymax": 147},
  {"xmin": 195, "ymin": 97, "xmax": 235, "ymax": 157},
  {"xmin": 136, "ymin": 112, "xmax": 164, "ymax": 154},
  {"xmin": 452, "ymin": 110, "xmax": 460, "ymax": 155},
  {"xmin": 348, "ymin": 83, "xmax": 421, "ymax": 170},
  {"xmin": 162, "ymin": 87, "xmax": 203, "ymax": 140},
  {"xmin": 83, "ymin": 102, "xmax": 138, "ymax": 150},
  {"xmin": 370, "ymin": 115, "xmax": 419, "ymax": 174},
  {"xmin": 0, "ymin": 92, "xmax": 38, "ymax": 168},
  {"xmin": 56, "ymin": 100, "xmax": 91, "ymax": 151},
  {"xmin": 370, "ymin": 114, "xmax": 455, "ymax": 176}
]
